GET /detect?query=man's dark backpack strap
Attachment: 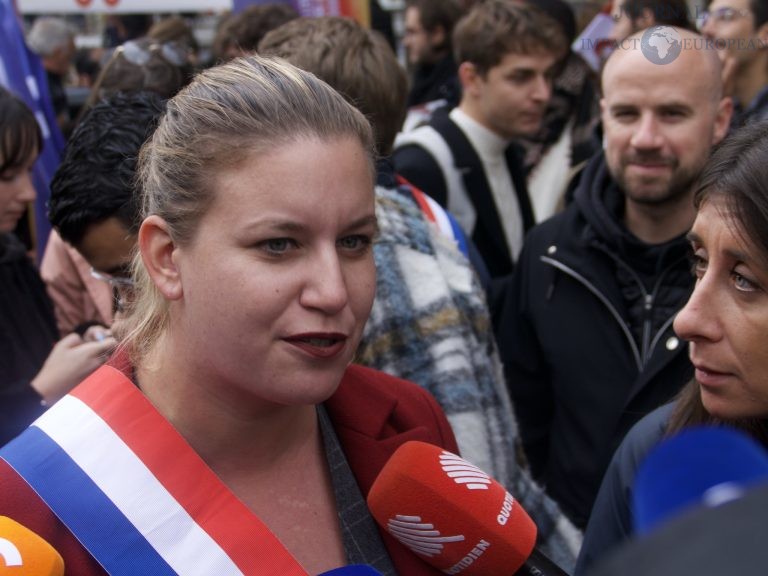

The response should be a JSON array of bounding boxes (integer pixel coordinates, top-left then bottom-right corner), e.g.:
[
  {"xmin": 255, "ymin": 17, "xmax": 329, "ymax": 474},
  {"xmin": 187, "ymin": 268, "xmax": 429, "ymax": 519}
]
[
  {"xmin": 429, "ymin": 110, "xmax": 531, "ymax": 278},
  {"xmin": 504, "ymin": 143, "xmax": 536, "ymax": 233}
]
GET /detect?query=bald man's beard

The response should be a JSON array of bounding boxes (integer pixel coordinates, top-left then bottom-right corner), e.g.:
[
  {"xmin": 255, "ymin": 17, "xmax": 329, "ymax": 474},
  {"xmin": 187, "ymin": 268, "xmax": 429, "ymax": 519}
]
[{"xmin": 611, "ymin": 151, "xmax": 703, "ymax": 207}]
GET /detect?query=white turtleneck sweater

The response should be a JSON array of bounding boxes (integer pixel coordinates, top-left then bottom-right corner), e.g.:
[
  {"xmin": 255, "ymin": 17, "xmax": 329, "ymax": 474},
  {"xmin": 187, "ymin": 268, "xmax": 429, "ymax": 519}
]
[{"xmin": 449, "ymin": 107, "xmax": 524, "ymax": 261}]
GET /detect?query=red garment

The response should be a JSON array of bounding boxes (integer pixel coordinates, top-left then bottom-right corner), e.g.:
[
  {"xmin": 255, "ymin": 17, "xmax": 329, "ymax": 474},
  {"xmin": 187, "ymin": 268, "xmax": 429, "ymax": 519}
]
[{"xmin": 0, "ymin": 363, "xmax": 457, "ymax": 575}]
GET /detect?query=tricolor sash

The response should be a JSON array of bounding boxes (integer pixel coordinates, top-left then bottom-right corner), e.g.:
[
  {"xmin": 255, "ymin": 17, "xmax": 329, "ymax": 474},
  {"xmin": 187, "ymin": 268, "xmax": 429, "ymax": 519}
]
[
  {"xmin": 396, "ymin": 175, "xmax": 470, "ymax": 259},
  {"xmin": 0, "ymin": 365, "xmax": 309, "ymax": 576}
]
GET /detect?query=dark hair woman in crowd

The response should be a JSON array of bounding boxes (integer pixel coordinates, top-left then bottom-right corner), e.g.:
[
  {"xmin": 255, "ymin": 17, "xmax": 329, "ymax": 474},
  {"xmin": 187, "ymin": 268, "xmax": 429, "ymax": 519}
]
[{"xmin": 0, "ymin": 87, "xmax": 114, "ymax": 446}]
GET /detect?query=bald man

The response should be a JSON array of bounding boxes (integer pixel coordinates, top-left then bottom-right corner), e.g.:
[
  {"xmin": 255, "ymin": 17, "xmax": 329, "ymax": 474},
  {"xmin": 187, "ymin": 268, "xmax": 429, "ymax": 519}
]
[{"xmin": 495, "ymin": 29, "xmax": 732, "ymax": 529}]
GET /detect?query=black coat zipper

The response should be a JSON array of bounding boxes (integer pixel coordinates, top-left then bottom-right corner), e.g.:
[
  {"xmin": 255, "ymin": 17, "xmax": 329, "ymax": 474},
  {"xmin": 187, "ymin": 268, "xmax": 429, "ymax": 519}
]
[{"xmin": 540, "ymin": 254, "xmax": 685, "ymax": 370}]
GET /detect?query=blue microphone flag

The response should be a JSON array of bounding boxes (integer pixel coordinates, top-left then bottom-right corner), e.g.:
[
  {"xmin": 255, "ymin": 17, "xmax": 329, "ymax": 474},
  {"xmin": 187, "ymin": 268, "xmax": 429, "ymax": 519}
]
[{"xmin": 633, "ymin": 425, "xmax": 768, "ymax": 534}]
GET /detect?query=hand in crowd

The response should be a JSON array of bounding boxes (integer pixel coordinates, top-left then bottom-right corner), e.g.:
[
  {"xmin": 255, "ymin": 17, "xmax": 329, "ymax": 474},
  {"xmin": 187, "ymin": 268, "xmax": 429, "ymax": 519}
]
[
  {"xmin": 82, "ymin": 324, "xmax": 113, "ymax": 343},
  {"xmin": 30, "ymin": 331, "xmax": 117, "ymax": 405}
]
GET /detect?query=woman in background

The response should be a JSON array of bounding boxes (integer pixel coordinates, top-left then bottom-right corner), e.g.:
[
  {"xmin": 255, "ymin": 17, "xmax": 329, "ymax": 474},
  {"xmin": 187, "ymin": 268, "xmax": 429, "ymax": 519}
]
[
  {"xmin": 576, "ymin": 120, "xmax": 768, "ymax": 574},
  {"xmin": 0, "ymin": 86, "xmax": 114, "ymax": 446},
  {"xmin": 76, "ymin": 35, "xmax": 191, "ymax": 124}
]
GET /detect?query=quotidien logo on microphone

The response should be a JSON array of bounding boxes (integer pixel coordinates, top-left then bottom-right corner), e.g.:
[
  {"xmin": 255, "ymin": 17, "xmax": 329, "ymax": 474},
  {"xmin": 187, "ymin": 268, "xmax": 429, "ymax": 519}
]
[
  {"xmin": 386, "ymin": 515, "xmax": 465, "ymax": 557},
  {"xmin": 383, "ymin": 451, "xmax": 494, "ymax": 560},
  {"xmin": 439, "ymin": 451, "xmax": 492, "ymax": 490},
  {"xmin": 385, "ymin": 515, "xmax": 492, "ymax": 574}
]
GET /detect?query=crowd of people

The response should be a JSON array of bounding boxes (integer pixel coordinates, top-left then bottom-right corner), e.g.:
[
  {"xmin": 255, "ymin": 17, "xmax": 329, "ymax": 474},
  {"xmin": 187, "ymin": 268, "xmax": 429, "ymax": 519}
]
[{"xmin": 1, "ymin": 0, "xmax": 768, "ymax": 574}]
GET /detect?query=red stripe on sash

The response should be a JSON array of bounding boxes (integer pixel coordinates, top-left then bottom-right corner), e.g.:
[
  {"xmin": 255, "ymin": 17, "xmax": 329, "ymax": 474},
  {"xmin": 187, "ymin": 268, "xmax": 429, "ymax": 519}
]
[
  {"xmin": 395, "ymin": 175, "xmax": 438, "ymax": 224},
  {"xmin": 70, "ymin": 366, "xmax": 308, "ymax": 576}
]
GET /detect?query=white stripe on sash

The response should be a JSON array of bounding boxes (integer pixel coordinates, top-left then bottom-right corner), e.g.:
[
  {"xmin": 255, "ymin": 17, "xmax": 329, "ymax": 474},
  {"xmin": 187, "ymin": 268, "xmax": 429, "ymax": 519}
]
[{"xmin": 35, "ymin": 396, "xmax": 244, "ymax": 575}]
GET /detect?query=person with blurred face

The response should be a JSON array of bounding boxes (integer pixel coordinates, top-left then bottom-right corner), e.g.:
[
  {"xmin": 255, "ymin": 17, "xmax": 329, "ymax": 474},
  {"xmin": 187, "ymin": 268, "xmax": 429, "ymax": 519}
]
[
  {"xmin": 576, "ymin": 120, "xmax": 768, "ymax": 574},
  {"xmin": 699, "ymin": 0, "xmax": 768, "ymax": 126},
  {"xmin": 395, "ymin": 0, "xmax": 566, "ymax": 280},
  {"xmin": 26, "ymin": 17, "xmax": 77, "ymax": 134},
  {"xmin": 496, "ymin": 29, "xmax": 733, "ymax": 531},
  {"xmin": 402, "ymin": 0, "xmax": 464, "ymax": 109},
  {"xmin": 609, "ymin": 0, "xmax": 692, "ymax": 43}
]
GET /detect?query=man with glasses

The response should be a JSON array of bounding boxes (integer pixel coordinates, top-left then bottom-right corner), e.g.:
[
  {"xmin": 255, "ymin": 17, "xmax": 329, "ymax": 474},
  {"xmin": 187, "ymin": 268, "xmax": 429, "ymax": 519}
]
[
  {"xmin": 42, "ymin": 92, "xmax": 165, "ymax": 332},
  {"xmin": 700, "ymin": 0, "xmax": 768, "ymax": 126}
]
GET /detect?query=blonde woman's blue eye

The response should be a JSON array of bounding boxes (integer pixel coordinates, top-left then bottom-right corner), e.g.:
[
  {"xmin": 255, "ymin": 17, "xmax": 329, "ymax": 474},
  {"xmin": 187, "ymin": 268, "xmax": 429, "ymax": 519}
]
[
  {"xmin": 338, "ymin": 235, "xmax": 371, "ymax": 250},
  {"xmin": 262, "ymin": 238, "xmax": 295, "ymax": 254}
]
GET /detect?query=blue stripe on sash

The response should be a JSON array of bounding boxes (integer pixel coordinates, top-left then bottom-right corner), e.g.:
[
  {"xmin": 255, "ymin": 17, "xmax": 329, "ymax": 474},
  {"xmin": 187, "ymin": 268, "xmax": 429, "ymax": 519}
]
[
  {"xmin": 445, "ymin": 211, "xmax": 469, "ymax": 259},
  {"xmin": 1, "ymin": 427, "xmax": 178, "ymax": 576}
]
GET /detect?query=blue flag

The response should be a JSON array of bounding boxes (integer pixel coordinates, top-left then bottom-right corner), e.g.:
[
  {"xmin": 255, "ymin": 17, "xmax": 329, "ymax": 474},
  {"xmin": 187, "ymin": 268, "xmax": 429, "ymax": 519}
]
[{"xmin": 0, "ymin": 0, "xmax": 65, "ymax": 259}]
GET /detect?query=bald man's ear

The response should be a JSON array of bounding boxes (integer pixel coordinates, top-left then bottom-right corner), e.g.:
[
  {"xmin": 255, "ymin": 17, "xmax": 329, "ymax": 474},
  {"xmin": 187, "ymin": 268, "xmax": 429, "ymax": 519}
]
[{"xmin": 712, "ymin": 96, "xmax": 734, "ymax": 146}]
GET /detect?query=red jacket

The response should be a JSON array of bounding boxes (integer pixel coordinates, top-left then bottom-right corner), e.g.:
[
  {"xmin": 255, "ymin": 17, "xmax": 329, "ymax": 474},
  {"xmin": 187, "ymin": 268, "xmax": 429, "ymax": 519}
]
[{"xmin": 0, "ymin": 363, "xmax": 457, "ymax": 575}]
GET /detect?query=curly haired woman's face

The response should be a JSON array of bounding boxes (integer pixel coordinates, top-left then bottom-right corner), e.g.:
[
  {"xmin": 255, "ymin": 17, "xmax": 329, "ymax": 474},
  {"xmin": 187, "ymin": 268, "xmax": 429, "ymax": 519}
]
[{"xmin": 674, "ymin": 197, "xmax": 768, "ymax": 420}]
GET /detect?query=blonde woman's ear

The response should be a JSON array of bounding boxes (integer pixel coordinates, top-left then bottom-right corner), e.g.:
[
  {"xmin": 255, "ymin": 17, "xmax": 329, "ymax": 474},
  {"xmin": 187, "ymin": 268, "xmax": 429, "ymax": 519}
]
[{"xmin": 138, "ymin": 215, "xmax": 183, "ymax": 301}]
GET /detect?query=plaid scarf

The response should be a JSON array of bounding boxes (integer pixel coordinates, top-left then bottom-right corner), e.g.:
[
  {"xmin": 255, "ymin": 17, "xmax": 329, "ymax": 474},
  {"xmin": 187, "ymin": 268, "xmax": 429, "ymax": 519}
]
[{"xmin": 357, "ymin": 184, "xmax": 582, "ymax": 570}]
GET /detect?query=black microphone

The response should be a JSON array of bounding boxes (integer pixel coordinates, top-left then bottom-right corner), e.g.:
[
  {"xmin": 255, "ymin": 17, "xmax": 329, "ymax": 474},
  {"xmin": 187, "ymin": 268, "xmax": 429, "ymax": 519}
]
[
  {"xmin": 515, "ymin": 548, "xmax": 570, "ymax": 576},
  {"xmin": 367, "ymin": 441, "xmax": 569, "ymax": 575}
]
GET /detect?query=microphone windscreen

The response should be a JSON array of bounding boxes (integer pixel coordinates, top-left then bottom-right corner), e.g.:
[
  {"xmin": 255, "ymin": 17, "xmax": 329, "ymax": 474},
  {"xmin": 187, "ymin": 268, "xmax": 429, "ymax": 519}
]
[
  {"xmin": 633, "ymin": 426, "xmax": 768, "ymax": 534},
  {"xmin": 0, "ymin": 516, "xmax": 64, "ymax": 575},
  {"xmin": 318, "ymin": 566, "xmax": 383, "ymax": 575},
  {"xmin": 367, "ymin": 441, "xmax": 536, "ymax": 575}
]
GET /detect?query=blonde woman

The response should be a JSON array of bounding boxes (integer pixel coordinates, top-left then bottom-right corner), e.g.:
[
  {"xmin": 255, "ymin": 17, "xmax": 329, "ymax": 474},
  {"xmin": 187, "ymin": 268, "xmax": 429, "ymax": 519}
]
[{"xmin": 0, "ymin": 57, "xmax": 456, "ymax": 575}]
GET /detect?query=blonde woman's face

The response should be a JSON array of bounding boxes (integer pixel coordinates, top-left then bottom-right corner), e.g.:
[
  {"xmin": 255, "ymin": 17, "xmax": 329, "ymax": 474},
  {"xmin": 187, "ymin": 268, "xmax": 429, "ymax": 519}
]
[
  {"xmin": 674, "ymin": 197, "xmax": 768, "ymax": 420},
  {"xmin": 171, "ymin": 136, "xmax": 377, "ymax": 409}
]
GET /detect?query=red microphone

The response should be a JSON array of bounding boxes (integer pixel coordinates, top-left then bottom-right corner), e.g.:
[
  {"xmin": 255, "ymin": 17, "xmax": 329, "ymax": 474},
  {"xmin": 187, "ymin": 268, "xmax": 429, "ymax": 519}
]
[
  {"xmin": 0, "ymin": 516, "xmax": 64, "ymax": 575},
  {"xmin": 367, "ymin": 442, "xmax": 567, "ymax": 575}
]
